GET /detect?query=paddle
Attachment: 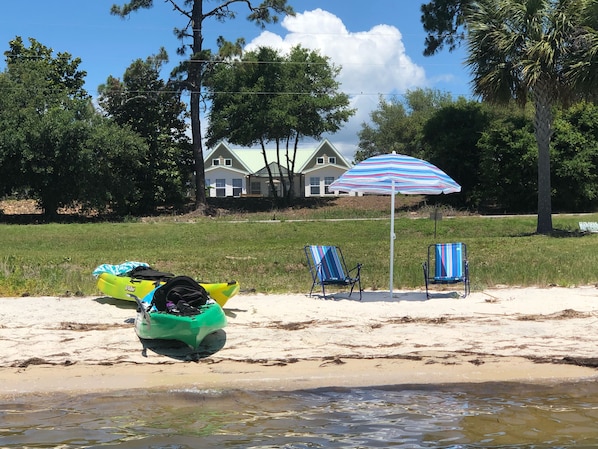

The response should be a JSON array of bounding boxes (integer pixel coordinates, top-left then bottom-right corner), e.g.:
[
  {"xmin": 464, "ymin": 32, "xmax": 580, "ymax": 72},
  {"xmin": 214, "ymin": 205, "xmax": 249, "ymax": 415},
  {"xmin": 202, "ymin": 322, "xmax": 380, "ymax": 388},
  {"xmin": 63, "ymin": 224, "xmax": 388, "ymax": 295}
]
[{"xmin": 127, "ymin": 293, "xmax": 151, "ymax": 330}]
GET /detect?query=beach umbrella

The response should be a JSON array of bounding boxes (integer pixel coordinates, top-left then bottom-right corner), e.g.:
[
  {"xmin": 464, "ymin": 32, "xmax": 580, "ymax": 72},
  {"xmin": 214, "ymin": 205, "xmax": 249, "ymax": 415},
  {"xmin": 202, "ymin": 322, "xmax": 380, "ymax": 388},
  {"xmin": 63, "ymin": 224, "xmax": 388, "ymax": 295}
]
[{"xmin": 329, "ymin": 152, "xmax": 461, "ymax": 297}]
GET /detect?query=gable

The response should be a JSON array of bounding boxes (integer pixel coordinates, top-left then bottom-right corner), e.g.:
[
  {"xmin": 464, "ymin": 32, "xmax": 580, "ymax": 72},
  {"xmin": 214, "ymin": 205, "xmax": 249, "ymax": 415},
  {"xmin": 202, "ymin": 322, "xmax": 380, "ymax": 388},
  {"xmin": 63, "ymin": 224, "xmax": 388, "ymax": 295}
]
[
  {"xmin": 204, "ymin": 142, "xmax": 251, "ymax": 174},
  {"xmin": 205, "ymin": 140, "xmax": 352, "ymax": 176},
  {"xmin": 299, "ymin": 139, "xmax": 353, "ymax": 173}
]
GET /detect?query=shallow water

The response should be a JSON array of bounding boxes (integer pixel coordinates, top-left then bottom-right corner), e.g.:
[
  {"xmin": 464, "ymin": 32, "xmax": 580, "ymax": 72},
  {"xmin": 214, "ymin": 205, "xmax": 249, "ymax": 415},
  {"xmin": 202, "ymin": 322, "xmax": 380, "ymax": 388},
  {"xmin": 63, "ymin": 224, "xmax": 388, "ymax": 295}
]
[{"xmin": 2, "ymin": 381, "xmax": 598, "ymax": 448}]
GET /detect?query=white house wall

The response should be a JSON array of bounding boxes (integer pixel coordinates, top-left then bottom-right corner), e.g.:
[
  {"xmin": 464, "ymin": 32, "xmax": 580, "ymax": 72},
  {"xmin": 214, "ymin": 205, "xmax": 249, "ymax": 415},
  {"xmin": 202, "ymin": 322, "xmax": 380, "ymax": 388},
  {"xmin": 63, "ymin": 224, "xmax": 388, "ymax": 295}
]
[
  {"xmin": 304, "ymin": 166, "xmax": 357, "ymax": 197},
  {"xmin": 205, "ymin": 167, "xmax": 246, "ymax": 198}
]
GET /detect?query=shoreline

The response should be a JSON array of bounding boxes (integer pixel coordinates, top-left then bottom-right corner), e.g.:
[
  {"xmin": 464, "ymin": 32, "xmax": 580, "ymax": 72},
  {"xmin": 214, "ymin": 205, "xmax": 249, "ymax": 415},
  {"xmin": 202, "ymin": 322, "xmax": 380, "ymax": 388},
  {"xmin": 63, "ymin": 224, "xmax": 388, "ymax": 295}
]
[
  {"xmin": 3, "ymin": 355, "xmax": 597, "ymax": 396},
  {"xmin": 2, "ymin": 287, "xmax": 598, "ymax": 396}
]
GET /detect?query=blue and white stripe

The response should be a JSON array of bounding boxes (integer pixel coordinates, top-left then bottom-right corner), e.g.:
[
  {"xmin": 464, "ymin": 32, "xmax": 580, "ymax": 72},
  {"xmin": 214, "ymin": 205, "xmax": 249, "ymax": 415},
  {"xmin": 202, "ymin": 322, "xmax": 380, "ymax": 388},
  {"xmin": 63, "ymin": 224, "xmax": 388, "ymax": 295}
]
[{"xmin": 329, "ymin": 153, "xmax": 461, "ymax": 195}]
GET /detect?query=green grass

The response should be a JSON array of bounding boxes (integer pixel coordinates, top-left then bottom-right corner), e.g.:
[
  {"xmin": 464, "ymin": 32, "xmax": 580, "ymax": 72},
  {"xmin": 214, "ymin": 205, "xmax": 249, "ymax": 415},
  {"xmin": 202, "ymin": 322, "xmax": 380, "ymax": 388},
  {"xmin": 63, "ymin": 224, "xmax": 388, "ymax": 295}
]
[{"xmin": 1, "ymin": 212, "xmax": 597, "ymax": 297}]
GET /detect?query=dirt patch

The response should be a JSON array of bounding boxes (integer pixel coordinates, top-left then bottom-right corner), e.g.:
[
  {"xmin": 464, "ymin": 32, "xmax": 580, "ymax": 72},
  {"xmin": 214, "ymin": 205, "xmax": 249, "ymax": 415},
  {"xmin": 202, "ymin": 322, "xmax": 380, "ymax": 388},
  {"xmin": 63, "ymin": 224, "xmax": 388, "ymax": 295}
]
[
  {"xmin": 516, "ymin": 309, "xmax": 592, "ymax": 321},
  {"xmin": 58, "ymin": 322, "xmax": 132, "ymax": 331},
  {"xmin": 1, "ymin": 195, "xmax": 429, "ymax": 222}
]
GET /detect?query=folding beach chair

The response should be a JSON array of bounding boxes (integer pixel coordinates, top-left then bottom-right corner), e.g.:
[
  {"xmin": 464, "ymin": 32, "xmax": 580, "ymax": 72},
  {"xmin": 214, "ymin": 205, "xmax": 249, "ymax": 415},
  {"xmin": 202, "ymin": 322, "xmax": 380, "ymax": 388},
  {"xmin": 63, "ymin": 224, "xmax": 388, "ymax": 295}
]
[
  {"xmin": 304, "ymin": 245, "xmax": 363, "ymax": 300},
  {"xmin": 422, "ymin": 242, "xmax": 470, "ymax": 299}
]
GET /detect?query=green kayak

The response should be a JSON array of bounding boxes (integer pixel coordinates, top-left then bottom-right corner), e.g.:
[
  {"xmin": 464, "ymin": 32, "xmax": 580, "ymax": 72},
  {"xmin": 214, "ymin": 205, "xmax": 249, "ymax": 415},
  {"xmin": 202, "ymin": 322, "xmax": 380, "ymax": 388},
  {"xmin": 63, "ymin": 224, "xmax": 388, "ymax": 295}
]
[{"xmin": 133, "ymin": 276, "xmax": 227, "ymax": 350}]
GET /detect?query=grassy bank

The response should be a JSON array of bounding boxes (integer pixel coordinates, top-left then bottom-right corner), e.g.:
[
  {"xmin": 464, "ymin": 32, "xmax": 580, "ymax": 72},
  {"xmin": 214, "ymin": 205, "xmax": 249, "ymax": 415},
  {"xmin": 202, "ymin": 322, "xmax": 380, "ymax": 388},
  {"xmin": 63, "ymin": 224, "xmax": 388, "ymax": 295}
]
[{"xmin": 1, "ymin": 201, "xmax": 597, "ymax": 296}]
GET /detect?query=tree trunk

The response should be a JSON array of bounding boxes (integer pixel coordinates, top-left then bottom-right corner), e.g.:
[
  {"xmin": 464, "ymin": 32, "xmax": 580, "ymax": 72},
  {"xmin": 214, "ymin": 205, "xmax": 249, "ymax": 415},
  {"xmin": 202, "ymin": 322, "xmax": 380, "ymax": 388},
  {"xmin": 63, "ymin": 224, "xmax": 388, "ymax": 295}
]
[
  {"xmin": 533, "ymin": 79, "xmax": 553, "ymax": 234},
  {"xmin": 260, "ymin": 139, "xmax": 278, "ymax": 198},
  {"xmin": 191, "ymin": 0, "xmax": 207, "ymax": 210}
]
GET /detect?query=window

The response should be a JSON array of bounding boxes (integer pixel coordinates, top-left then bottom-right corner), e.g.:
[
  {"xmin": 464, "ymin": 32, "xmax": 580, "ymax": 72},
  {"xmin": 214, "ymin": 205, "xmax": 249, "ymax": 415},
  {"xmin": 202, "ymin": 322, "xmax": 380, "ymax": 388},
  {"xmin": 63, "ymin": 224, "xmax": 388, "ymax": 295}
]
[
  {"xmin": 324, "ymin": 177, "xmax": 334, "ymax": 194},
  {"xmin": 232, "ymin": 178, "xmax": 242, "ymax": 197},
  {"xmin": 212, "ymin": 159, "xmax": 220, "ymax": 166},
  {"xmin": 224, "ymin": 158, "xmax": 232, "ymax": 166},
  {"xmin": 310, "ymin": 177, "xmax": 320, "ymax": 195},
  {"xmin": 328, "ymin": 156, "xmax": 336, "ymax": 164},
  {"xmin": 215, "ymin": 179, "xmax": 226, "ymax": 197},
  {"xmin": 316, "ymin": 157, "xmax": 324, "ymax": 165},
  {"xmin": 251, "ymin": 182, "xmax": 261, "ymax": 195}
]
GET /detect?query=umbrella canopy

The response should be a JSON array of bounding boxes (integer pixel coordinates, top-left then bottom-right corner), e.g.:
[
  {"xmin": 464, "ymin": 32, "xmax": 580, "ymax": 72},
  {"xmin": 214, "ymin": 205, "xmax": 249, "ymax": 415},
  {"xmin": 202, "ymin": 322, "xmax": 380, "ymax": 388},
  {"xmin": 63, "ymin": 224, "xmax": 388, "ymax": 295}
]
[{"xmin": 329, "ymin": 152, "xmax": 461, "ymax": 297}]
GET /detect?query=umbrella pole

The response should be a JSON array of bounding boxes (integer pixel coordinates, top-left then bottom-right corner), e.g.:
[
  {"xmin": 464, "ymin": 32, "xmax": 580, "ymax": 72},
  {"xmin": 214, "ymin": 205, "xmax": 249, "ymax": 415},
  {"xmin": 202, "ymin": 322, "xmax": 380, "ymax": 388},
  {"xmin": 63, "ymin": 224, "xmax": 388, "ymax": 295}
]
[{"xmin": 390, "ymin": 183, "xmax": 395, "ymax": 297}]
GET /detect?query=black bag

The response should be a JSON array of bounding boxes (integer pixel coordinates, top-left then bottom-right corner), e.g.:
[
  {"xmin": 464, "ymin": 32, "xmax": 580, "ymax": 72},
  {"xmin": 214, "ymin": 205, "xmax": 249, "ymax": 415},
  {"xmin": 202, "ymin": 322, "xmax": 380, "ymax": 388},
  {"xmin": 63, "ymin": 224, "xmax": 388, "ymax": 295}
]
[{"xmin": 151, "ymin": 276, "xmax": 209, "ymax": 313}]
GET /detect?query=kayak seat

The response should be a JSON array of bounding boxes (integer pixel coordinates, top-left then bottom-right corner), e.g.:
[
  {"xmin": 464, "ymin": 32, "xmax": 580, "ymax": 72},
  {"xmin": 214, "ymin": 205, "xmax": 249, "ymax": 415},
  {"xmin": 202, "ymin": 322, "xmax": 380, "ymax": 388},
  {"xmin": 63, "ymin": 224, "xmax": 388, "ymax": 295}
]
[
  {"xmin": 304, "ymin": 245, "xmax": 362, "ymax": 300},
  {"xmin": 127, "ymin": 266, "xmax": 174, "ymax": 281}
]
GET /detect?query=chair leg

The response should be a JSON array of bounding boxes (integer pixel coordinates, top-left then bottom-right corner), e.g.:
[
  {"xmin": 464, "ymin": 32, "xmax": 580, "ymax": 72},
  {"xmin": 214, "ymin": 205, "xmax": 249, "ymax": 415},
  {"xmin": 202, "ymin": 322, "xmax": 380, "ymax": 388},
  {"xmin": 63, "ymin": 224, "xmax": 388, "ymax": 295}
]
[{"xmin": 422, "ymin": 263, "xmax": 430, "ymax": 299}]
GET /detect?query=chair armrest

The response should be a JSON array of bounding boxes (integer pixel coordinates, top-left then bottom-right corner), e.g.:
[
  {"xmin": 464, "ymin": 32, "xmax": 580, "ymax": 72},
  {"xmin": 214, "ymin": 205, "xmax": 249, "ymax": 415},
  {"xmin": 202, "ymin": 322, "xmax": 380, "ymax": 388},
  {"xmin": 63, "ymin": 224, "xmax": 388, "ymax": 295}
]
[{"xmin": 347, "ymin": 263, "xmax": 362, "ymax": 278}]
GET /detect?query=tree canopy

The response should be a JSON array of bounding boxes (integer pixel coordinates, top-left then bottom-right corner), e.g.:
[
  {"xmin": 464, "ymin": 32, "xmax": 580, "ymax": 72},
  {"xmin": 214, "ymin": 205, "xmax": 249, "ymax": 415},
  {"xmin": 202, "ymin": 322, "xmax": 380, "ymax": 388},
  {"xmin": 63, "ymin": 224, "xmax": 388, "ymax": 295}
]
[
  {"xmin": 206, "ymin": 44, "xmax": 354, "ymax": 201},
  {"xmin": 0, "ymin": 37, "xmax": 149, "ymax": 217},
  {"xmin": 356, "ymin": 88, "xmax": 454, "ymax": 162},
  {"xmin": 98, "ymin": 49, "xmax": 192, "ymax": 213},
  {"xmin": 465, "ymin": 0, "xmax": 598, "ymax": 233},
  {"xmin": 110, "ymin": 0, "xmax": 294, "ymax": 210}
]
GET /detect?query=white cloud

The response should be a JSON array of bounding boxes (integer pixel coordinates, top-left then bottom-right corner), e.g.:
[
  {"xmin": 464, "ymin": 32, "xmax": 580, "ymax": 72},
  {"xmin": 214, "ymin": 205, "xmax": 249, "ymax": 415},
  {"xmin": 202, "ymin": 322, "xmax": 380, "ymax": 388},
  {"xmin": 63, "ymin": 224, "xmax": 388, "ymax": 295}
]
[{"xmin": 244, "ymin": 9, "xmax": 428, "ymax": 160}]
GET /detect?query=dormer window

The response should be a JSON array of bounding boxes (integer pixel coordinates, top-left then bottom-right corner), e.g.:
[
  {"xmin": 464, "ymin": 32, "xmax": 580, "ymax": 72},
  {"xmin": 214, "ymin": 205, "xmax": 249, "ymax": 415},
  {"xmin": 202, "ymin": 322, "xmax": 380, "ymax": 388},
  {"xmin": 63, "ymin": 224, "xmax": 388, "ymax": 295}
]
[
  {"xmin": 328, "ymin": 156, "xmax": 336, "ymax": 164},
  {"xmin": 317, "ymin": 157, "xmax": 325, "ymax": 164},
  {"xmin": 213, "ymin": 158, "xmax": 232, "ymax": 167}
]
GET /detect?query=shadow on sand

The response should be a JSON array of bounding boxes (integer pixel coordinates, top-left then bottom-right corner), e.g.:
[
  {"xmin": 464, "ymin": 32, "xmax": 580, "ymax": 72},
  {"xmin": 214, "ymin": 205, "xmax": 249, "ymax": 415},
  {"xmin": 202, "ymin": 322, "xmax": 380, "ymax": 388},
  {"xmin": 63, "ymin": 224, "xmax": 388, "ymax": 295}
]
[
  {"xmin": 315, "ymin": 290, "xmax": 461, "ymax": 303},
  {"xmin": 139, "ymin": 329, "xmax": 227, "ymax": 362}
]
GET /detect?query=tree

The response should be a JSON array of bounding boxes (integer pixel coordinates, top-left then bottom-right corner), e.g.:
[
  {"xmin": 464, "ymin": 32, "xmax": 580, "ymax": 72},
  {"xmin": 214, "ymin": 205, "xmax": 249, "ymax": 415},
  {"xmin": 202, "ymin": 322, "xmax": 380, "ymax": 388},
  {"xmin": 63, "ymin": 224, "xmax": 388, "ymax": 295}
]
[
  {"xmin": 98, "ymin": 49, "xmax": 191, "ymax": 213},
  {"xmin": 476, "ymin": 105, "xmax": 538, "ymax": 212},
  {"xmin": 206, "ymin": 44, "xmax": 354, "ymax": 201},
  {"xmin": 464, "ymin": 0, "xmax": 598, "ymax": 234},
  {"xmin": 0, "ymin": 37, "xmax": 91, "ymax": 217},
  {"xmin": 552, "ymin": 101, "xmax": 598, "ymax": 211},
  {"xmin": 356, "ymin": 88, "xmax": 453, "ymax": 162},
  {"xmin": 421, "ymin": 0, "xmax": 472, "ymax": 56},
  {"xmin": 0, "ymin": 37, "xmax": 150, "ymax": 218},
  {"xmin": 421, "ymin": 98, "xmax": 492, "ymax": 207},
  {"xmin": 111, "ymin": 0, "xmax": 294, "ymax": 211}
]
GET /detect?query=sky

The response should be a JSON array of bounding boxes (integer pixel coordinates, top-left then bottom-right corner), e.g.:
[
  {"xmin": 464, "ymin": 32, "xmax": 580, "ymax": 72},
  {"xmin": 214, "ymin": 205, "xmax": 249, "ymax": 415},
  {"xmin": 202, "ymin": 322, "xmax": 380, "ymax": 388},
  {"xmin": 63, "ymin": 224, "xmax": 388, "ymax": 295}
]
[{"xmin": 0, "ymin": 1, "xmax": 472, "ymax": 160}]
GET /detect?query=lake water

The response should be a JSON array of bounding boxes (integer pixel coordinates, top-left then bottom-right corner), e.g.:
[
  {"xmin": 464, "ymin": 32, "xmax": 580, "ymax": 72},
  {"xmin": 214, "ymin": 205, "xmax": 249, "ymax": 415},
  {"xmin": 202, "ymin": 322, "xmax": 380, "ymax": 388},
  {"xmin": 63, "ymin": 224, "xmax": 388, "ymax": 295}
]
[{"xmin": 2, "ymin": 381, "xmax": 598, "ymax": 448}]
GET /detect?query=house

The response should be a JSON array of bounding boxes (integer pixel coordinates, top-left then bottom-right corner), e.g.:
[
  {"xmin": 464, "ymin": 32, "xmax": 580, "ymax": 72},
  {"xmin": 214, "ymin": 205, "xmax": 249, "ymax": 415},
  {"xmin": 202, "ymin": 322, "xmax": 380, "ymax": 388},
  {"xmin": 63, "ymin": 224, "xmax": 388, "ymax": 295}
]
[{"xmin": 204, "ymin": 140, "xmax": 356, "ymax": 198}]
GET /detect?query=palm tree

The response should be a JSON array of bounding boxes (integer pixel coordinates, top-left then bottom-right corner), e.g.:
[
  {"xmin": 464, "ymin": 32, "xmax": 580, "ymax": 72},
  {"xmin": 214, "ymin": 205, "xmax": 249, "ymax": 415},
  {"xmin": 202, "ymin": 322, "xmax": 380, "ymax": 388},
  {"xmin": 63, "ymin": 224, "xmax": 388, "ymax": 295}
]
[{"xmin": 465, "ymin": 0, "xmax": 598, "ymax": 234}]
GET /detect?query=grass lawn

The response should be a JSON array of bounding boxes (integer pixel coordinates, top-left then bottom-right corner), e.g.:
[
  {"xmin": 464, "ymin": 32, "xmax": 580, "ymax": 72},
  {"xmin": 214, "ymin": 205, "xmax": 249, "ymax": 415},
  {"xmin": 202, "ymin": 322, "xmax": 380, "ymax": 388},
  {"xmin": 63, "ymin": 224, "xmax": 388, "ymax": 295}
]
[{"xmin": 1, "ymin": 196, "xmax": 597, "ymax": 297}]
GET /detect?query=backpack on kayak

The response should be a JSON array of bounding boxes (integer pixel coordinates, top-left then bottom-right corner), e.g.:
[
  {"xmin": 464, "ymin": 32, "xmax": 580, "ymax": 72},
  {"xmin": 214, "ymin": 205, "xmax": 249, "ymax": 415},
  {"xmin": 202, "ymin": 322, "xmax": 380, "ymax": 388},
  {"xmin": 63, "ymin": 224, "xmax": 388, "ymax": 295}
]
[
  {"xmin": 127, "ymin": 265, "xmax": 175, "ymax": 282},
  {"xmin": 151, "ymin": 275, "xmax": 210, "ymax": 315}
]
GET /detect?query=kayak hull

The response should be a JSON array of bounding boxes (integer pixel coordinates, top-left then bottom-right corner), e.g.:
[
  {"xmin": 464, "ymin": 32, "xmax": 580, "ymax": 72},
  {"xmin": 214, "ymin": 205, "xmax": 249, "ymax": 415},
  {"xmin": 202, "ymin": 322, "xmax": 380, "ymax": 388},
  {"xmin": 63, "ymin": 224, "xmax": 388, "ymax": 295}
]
[
  {"xmin": 135, "ymin": 302, "xmax": 227, "ymax": 350},
  {"xmin": 97, "ymin": 272, "xmax": 240, "ymax": 307}
]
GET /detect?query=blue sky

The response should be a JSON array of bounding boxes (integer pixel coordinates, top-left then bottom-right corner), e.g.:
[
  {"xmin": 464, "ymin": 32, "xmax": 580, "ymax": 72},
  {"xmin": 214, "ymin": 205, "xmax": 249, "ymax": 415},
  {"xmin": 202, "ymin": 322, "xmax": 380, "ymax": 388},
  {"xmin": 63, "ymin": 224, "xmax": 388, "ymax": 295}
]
[{"xmin": 1, "ymin": 1, "xmax": 472, "ymax": 158}]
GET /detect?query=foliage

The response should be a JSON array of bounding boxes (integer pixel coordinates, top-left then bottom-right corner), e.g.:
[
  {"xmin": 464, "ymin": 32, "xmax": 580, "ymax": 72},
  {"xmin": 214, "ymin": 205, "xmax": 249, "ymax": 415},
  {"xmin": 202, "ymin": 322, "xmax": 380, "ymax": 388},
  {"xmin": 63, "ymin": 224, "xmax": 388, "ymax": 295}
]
[
  {"xmin": 464, "ymin": 0, "xmax": 598, "ymax": 234},
  {"xmin": 206, "ymin": 44, "xmax": 354, "ymax": 200},
  {"xmin": 552, "ymin": 101, "xmax": 598, "ymax": 211},
  {"xmin": 0, "ymin": 37, "xmax": 152, "ymax": 217},
  {"xmin": 356, "ymin": 88, "xmax": 454, "ymax": 162},
  {"xmin": 98, "ymin": 49, "xmax": 192, "ymax": 213},
  {"xmin": 0, "ymin": 38, "xmax": 92, "ymax": 216},
  {"xmin": 476, "ymin": 106, "xmax": 538, "ymax": 212},
  {"xmin": 421, "ymin": 97, "xmax": 492, "ymax": 207},
  {"xmin": 421, "ymin": 0, "xmax": 472, "ymax": 55},
  {"xmin": 111, "ymin": 0, "xmax": 295, "ymax": 210}
]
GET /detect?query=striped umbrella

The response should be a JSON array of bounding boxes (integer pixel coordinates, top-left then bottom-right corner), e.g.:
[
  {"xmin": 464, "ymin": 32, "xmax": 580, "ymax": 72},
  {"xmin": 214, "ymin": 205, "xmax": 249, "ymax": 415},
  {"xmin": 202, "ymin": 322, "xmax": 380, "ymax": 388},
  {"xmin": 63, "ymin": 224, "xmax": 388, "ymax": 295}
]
[{"xmin": 329, "ymin": 152, "xmax": 461, "ymax": 297}]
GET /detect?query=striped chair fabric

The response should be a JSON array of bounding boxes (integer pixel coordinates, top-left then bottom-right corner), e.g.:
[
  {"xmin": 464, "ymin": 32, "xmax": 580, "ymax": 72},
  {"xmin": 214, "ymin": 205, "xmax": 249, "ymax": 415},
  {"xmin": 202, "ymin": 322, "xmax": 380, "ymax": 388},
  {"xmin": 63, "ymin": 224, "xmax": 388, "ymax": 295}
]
[
  {"xmin": 423, "ymin": 242, "xmax": 470, "ymax": 298},
  {"xmin": 304, "ymin": 245, "xmax": 362, "ymax": 300}
]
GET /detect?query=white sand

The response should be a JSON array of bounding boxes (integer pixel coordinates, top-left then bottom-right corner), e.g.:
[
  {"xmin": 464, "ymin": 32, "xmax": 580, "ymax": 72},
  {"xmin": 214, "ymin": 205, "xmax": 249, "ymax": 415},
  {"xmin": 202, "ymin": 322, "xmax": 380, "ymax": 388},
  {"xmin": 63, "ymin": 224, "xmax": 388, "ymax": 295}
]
[{"xmin": 1, "ymin": 286, "xmax": 598, "ymax": 395}]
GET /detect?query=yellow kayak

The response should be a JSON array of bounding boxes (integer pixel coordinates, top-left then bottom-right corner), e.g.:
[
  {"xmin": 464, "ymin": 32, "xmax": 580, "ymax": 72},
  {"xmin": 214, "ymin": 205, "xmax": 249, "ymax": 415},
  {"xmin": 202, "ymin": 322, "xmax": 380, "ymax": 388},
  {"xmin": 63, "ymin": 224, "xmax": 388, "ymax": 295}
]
[{"xmin": 97, "ymin": 272, "xmax": 240, "ymax": 308}]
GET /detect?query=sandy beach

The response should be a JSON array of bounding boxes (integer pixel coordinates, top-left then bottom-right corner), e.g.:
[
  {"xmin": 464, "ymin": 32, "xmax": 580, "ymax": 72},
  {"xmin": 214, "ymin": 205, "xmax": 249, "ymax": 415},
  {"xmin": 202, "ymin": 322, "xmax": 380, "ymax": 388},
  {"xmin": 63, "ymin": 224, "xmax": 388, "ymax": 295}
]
[{"xmin": 2, "ymin": 286, "xmax": 598, "ymax": 395}]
